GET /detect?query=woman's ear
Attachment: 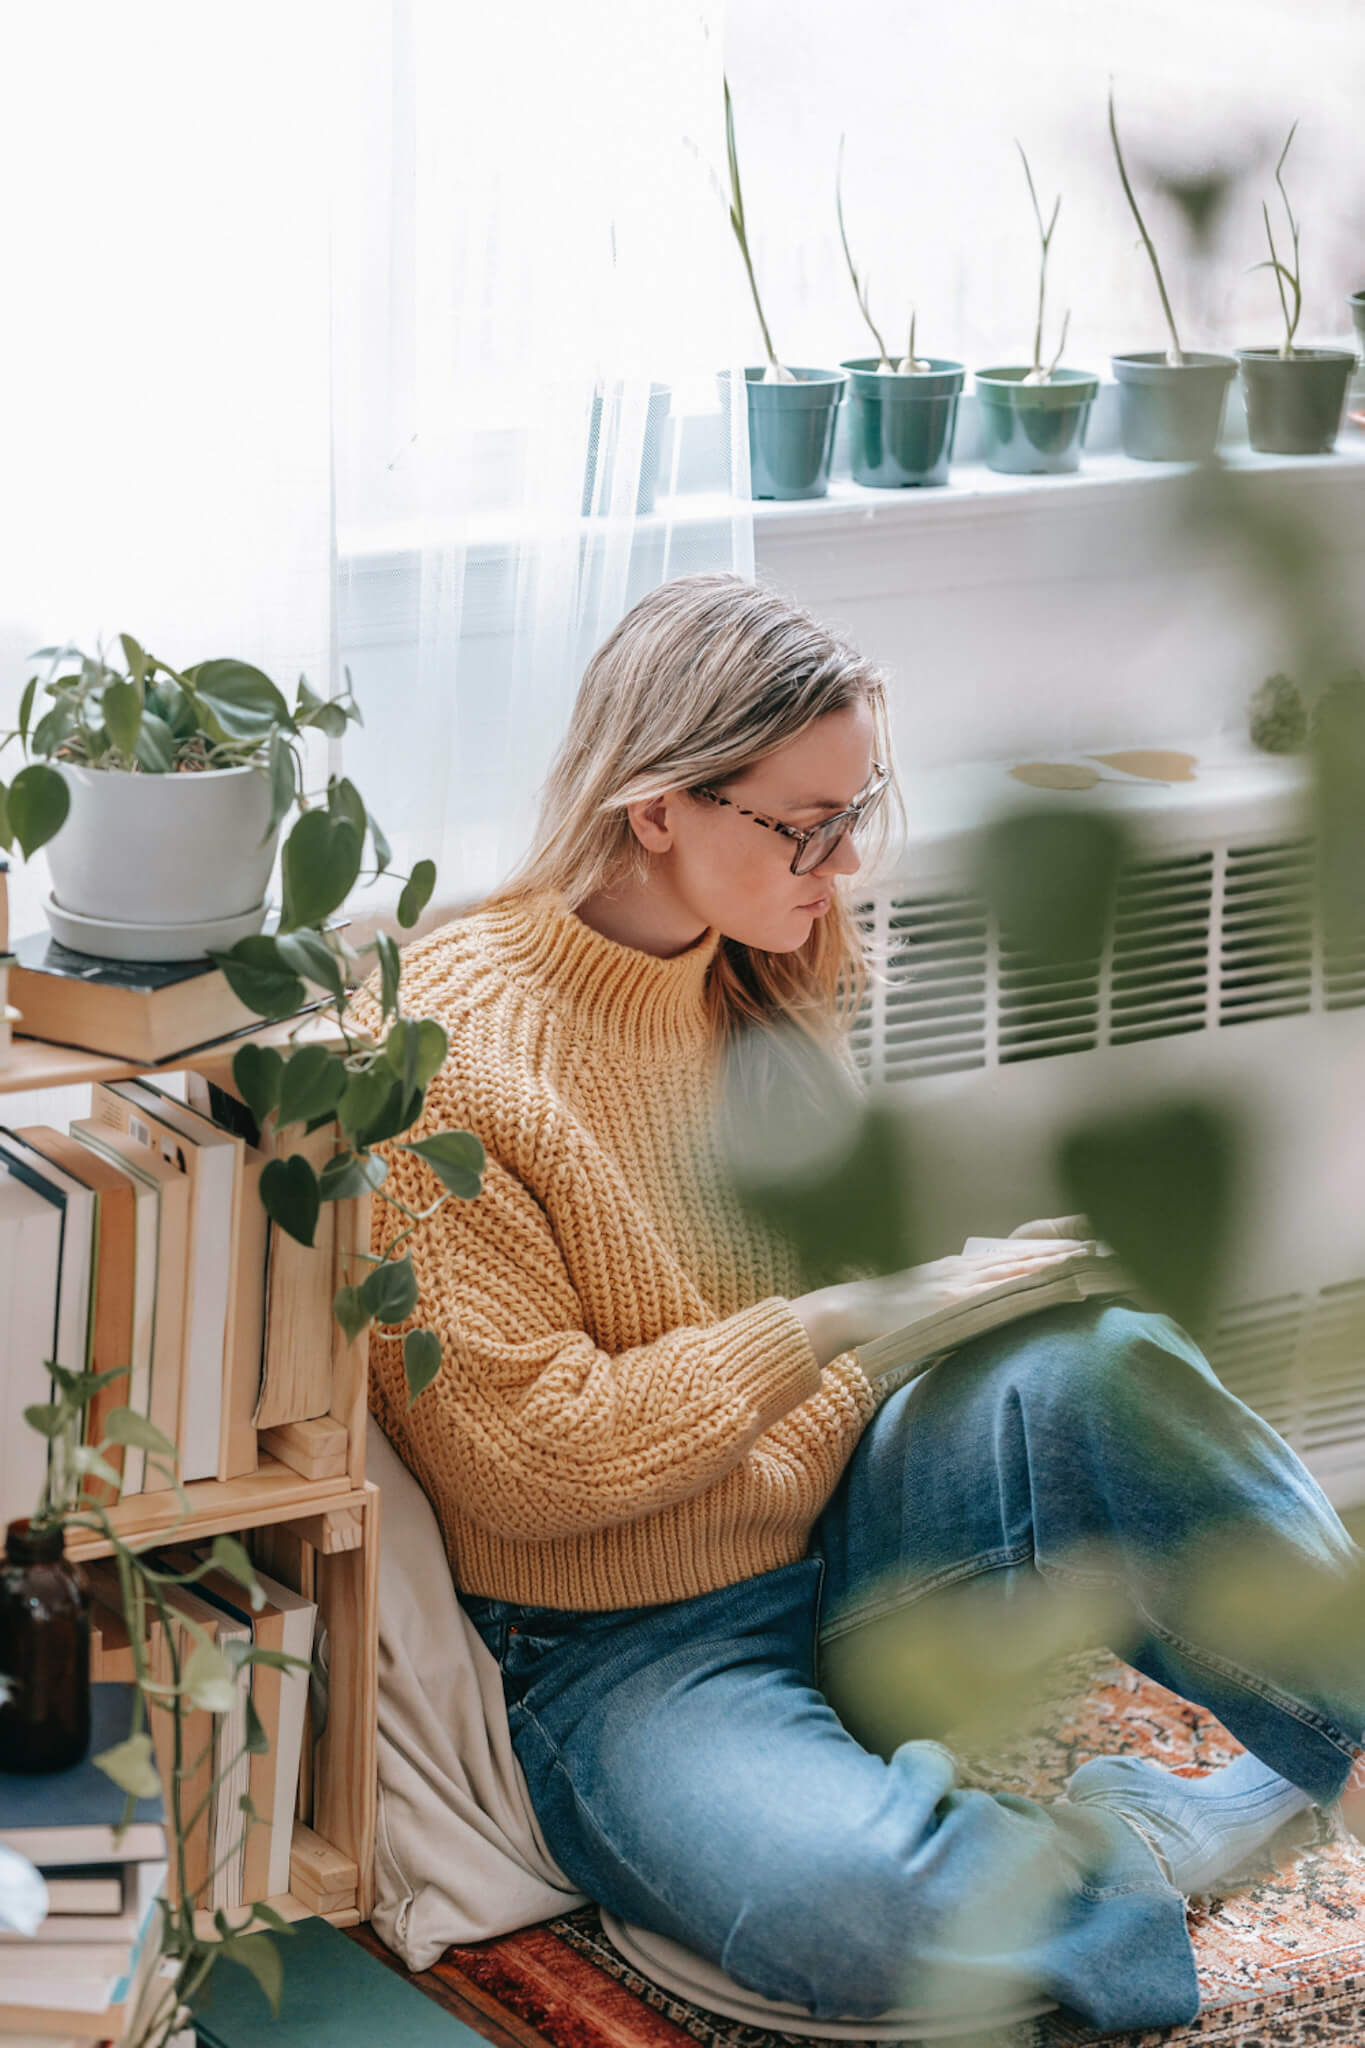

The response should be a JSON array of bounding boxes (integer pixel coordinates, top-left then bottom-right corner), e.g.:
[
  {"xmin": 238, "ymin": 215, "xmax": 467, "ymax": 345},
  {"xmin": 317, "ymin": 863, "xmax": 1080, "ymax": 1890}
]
[{"xmin": 625, "ymin": 793, "xmax": 675, "ymax": 854}]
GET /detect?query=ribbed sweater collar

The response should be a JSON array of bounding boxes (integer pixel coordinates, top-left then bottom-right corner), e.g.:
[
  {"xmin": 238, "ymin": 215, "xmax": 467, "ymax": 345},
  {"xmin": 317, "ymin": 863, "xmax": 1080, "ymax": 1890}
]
[{"xmin": 478, "ymin": 890, "xmax": 722, "ymax": 1061}]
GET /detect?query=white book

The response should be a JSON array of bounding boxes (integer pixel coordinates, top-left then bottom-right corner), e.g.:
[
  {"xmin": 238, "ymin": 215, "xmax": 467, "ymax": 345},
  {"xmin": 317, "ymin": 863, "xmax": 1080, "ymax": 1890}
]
[
  {"xmin": 100, "ymin": 1082, "xmax": 239, "ymax": 1483},
  {"xmin": 0, "ymin": 1872, "xmax": 161, "ymax": 2012},
  {"xmin": 0, "ymin": 1131, "xmax": 94, "ymax": 1379},
  {"xmin": 0, "ymin": 1860, "xmax": 165, "ymax": 1943},
  {"xmin": 856, "ymin": 1238, "xmax": 1137, "ymax": 1398},
  {"xmin": 249, "ymin": 1562, "xmax": 316, "ymax": 1897},
  {"xmin": 0, "ymin": 1175, "xmax": 63, "ymax": 1528}
]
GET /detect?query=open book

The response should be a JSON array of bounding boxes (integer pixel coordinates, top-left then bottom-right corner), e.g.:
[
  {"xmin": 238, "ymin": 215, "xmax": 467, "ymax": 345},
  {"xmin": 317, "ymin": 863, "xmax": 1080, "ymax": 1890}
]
[{"xmin": 856, "ymin": 1237, "xmax": 1139, "ymax": 1400}]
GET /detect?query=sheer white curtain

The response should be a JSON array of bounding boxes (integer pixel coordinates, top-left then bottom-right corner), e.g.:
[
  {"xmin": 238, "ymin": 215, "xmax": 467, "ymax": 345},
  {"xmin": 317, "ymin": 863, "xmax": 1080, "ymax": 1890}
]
[{"xmin": 331, "ymin": 0, "xmax": 755, "ymax": 911}]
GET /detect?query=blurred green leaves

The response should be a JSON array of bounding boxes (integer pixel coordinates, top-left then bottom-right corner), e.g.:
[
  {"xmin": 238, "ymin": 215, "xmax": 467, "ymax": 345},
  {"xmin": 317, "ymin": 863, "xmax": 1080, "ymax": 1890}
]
[
  {"xmin": 718, "ymin": 1028, "xmax": 915, "ymax": 1288},
  {"xmin": 1057, "ymin": 1100, "xmax": 1236, "ymax": 1336}
]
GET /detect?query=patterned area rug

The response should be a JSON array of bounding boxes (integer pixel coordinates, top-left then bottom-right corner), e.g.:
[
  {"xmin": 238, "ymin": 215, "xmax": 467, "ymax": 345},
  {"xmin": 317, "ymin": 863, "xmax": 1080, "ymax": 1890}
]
[{"xmin": 426, "ymin": 1653, "xmax": 1365, "ymax": 2048}]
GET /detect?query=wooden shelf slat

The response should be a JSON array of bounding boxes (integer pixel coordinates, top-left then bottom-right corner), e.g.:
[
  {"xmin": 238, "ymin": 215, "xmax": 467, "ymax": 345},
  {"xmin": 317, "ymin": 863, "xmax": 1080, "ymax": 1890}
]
[
  {"xmin": 65, "ymin": 1461, "xmax": 364, "ymax": 1560},
  {"xmin": 0, "ymin": 1011, "xmax": 347, "ymax": 1096}
]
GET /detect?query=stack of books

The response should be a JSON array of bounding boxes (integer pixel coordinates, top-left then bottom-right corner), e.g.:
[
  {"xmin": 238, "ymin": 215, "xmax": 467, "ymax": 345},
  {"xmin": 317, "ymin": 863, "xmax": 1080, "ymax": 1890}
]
[
  {"xmin": 0, "ymin": 1079, "xmax": 341, "ymax": 1525},
  {"xmin": 0, "ymin": 1684, "xmax": 170, "ymax": 2044},
  {"xmin": 5, "ymin": 931, "xmax": 316, "ymax": 1068},
  {"xmin": 82, "ymin": 1549, "xmax": 316, "ymax": 1913}
]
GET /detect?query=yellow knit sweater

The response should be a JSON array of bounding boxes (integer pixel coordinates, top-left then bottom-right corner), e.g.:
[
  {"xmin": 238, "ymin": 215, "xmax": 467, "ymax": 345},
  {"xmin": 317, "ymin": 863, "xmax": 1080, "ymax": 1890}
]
[{"xmin": 360, "ymin": 889, "xmax": 878, "ymax": 1611}]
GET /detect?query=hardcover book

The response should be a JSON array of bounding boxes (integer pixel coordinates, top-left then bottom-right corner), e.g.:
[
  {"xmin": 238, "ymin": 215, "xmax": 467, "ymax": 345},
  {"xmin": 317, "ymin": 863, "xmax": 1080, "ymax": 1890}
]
[{"xmin": 0, "ymin": 1684, "xmax": 166, "ymax": 1867}]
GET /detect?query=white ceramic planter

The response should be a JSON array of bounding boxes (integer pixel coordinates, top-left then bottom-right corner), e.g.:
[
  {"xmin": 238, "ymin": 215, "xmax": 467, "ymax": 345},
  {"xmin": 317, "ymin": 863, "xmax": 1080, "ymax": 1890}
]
[{"xmin": 45, "ymin": 762, "xmax": 278, "ymax": 954}]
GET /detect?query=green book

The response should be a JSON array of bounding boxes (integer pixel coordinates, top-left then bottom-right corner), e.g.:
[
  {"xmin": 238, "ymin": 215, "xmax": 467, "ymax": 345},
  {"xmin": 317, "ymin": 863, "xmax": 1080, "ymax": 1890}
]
[{"xmin": 190, "ymin": 1916, "xmax": 486, "ymax": 2047}]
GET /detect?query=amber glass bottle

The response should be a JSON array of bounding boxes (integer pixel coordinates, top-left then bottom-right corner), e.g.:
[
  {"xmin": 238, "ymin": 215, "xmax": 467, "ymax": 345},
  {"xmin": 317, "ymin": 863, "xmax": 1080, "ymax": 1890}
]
[{"xmin": 0, "ymin": 1519, "xmax": 91, "ymax": 1773}]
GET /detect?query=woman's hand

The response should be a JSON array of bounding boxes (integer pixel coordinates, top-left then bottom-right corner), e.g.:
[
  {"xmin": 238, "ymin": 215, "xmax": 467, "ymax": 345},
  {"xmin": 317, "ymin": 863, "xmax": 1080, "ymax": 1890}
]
[{"xmin": 791, "ymin": 1244, "xmax": 1083, "ymax": 1366}]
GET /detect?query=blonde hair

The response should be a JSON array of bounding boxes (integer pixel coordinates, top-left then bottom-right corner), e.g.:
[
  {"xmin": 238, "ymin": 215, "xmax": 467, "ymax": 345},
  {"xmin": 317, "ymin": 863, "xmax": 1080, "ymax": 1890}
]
[{"xmin": 487, "ymin": 574, "xmax": 902, "ymax": 1054}]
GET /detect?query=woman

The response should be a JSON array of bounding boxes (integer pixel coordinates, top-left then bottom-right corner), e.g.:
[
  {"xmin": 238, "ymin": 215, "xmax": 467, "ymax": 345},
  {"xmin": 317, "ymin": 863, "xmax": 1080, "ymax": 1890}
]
[{"xmin": 366, "ymin": 574, "xmax": 1365, "ymax": 2036}]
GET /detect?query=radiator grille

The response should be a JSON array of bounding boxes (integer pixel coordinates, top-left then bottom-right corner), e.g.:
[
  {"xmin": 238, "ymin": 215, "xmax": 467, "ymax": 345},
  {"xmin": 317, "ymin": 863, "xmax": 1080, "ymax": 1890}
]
[{"xmin": 855, "ymin": 834, "xmax": 1355, "ymax": 1082}]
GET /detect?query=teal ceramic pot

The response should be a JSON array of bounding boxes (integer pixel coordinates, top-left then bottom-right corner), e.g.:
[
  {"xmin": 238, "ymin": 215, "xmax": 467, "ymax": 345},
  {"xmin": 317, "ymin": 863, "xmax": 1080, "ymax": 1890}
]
[
  {"xmin": 1237, "ymin": 348, "xmax": 1354, "ymax": 454},
  {"xmin": 973, "ymin": 367, "xmax": 1100, "ymax": 474},
  {"xmin": 582, "ymin": 383, "xmax": 671, "ymax": 516},
  {"xmin": 1350, "ymin": 290, "xmax": 1365, "ymax": 352},
  {"xmin": 840, "ymin": 358, "xmax": 964, "ymax": 487},
  {"xmin": 725, "ymin": 367, "xmax": 847, "ymax": 499},
  {"xmin": 1111, "ymin": 351, "xmax": 1236, "ymax": 462}
]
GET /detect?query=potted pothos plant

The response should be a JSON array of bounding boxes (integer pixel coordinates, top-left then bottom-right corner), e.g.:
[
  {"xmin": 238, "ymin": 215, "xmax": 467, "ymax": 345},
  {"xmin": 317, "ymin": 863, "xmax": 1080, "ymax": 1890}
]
[
  {"xmin": 0, "ymin": 640, "xmax": 359, "ymax": 962},
  {"xmin": 1, "ymin": 638, "xmax": 483, "ymax": 1413},
  {"xmin": 974, "ymin": 144, "xmax": 1099, "ymax": 475},
  {"xmin": 722, "ymin": 78, "xmax": 846, "ymax": 500},
  {"xmin": 834, "ymin": 138, "xmax": 964, "ymax": 488},
  {"xmin": 1237, "ymin": 122, "xmax": 1354, "ymax": 455},
  {"xmin": 1107, "ymin": 85, "xmax": 1236, "ymax": 462}
]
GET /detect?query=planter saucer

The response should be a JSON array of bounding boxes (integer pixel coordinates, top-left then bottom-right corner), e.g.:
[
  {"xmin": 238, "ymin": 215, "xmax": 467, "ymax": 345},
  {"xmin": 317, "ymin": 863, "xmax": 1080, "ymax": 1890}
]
[{"xmin": 45, "ymin": 893, "xmax": 272, "ymax": 964}]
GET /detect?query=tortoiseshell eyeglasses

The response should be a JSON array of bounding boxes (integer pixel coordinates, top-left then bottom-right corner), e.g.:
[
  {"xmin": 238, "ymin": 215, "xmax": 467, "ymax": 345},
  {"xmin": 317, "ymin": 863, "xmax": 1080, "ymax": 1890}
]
[{"xmin": 691, "ymin": 762, "xmax": 890, "ymax": 877}]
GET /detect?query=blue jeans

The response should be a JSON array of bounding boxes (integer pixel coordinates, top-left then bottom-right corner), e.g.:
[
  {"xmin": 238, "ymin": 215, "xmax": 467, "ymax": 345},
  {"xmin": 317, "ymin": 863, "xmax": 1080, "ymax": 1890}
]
[{"xmin": 464, "ymin": 1302, "xmax": 1365, "ymax": 2035}]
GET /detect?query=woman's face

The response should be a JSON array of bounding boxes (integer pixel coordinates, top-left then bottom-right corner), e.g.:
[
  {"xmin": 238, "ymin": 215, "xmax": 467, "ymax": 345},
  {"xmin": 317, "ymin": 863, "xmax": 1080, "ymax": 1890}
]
[{"xmin": 631, "ymin": 699, "xmax": 880, "ymax": 954}]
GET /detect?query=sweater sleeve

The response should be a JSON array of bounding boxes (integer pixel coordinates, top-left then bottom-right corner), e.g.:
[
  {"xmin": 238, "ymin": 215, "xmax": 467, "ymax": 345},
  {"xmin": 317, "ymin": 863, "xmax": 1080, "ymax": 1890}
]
[{"xmin": 367, "ymin": 1132, "xmax": 824, "ymax": 1544}]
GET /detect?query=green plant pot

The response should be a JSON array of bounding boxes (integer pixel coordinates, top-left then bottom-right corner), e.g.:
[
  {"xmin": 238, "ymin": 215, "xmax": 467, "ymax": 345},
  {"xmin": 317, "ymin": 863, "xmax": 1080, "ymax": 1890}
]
[
  {"xmin": 582, "ymin": 383, "xmax": 671, "ymax": 516},
  {"xmin": 1236, "ymin": 348, "xmax": 1354, "ymax": 454},
  {"xmin": 1111, "ymin": 351, "xmax": 1236, "ymax": 462},
  {"xmin": 839, "ymin": 359, "xmax": 964, "ymax": 487},
  {"xmin": 1350, "ymin": 290, "xmax": 1365, "ymax": 352},
  {"xmin": 726, "ymin": 368, "xmax": 847, "ymax": 500},
  {"xmin": 973, "ymin": 367, "xmax": 1099, "ymax": 474}
]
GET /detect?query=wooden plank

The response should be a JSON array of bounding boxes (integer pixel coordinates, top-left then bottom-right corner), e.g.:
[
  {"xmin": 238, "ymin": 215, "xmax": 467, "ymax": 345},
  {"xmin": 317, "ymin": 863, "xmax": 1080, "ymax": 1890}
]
[
  {"xmin": 313, "ymin": 1483, "xmax": 379, "ymax": 1922},
  {"xmin": 289, "ymin": 1505, "xmax": 364, "ymax": 1555},
  {"xmin": 330, "ymin": 1194, "xmax": 372, "ymax": 1489},
  {"xmin": 192, "ymin": 1889, "xmax": 358, "ymax": 1939},
  {"xmin": 0, "ymin": 1011, "xmax": 348, "ymax": 1097},
  {"xmin": 64, "ymin": 1463, "xmax": 361, "ymax": 1561},
  {"xmin": 260, "ymin": 1415, "xmax": 349, "ymax": 1482}
]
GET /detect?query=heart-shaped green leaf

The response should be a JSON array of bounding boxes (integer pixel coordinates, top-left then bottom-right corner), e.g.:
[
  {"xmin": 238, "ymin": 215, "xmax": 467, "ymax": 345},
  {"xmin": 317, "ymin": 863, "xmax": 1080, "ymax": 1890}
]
[
  {"xmin": 31, "ymin": 701, "xmax": 76, "ymax": 758},
  {"xmin": 101, "ymin": 677, "xmax": 142, "ymax": 760},
  {"xmin": 260, "ymin": 1154, "xmax": 321, "ymax": 1248},
  {"xmin": 0, "ymin": 783, "xmax": 11, "ymax": 854},
  {"xmin": 276, "ymin": 1045, "xmax": 348, "ymax": 1130},
  {"xmin": 118, "ymin": 633, "xmax": 149, "ymax": 688},
  {"xmin": 397, "ymin": 858, "xmax": 436, "ymax": 929},
  {"xmin": 369, "ymin": 812, "xmax": 392, "ymax": 874},
  {"xmin": 220, "ymin": 1932, "xmax": 285, "ymax": 2017},
  {"xmin": 244, "ymin": 1694, "xmax": 269, "ymax": 1756},
  {"xmin": 402, "ymin": 1129, "xmax": 485, "ymax": 1200},
  {"xmin": 1057, "ymin": 1100, "xmax": 1235, "ymax": 1335},
  {"xmin": 185, "ymin": 658, "xmax": 291, "ymax": 745},
  {"xmin": 233, "ymin": 1042, "xmax": 284, "ymax": 1127},
  {"xmin": 16, "ymin": 675, "xmax": 38, "ymax": 747},
  {"xmin": 265, "ymin": 729, "xmax": 297, "ymax": 842},
  {"xmin": 274, "ymin": 929, "xmax": 345, "ymax": 1004},
  {"xmin": 359, "ymin": 1253, "xmax": 419, "ymax": 1327},
  {"xmin": 8, "ymin": 763, "xmax": 69, "ymax": 857},
  {"xmin": 332, "ymin": 1283, "xmax": 371, "ymax": 1346},
  {"xmin": 103, "ymin": 1406, "xmax": 175, "ymax": 1459},
  {"xmin": 375, "ymin": 931, "xmax": 400, "ymax": 1020},
  {"xmin": 210, "ymin": 936, "xmax": 306, "ymax": 1021},
  {"xmin": 280, "ymin": 810, "xmax": 362, "ymax": 932},
  {"xmin": 339, "ymin": 1065, "xmax": 414, "ymax": 1150},
  {"xmin": 403, "ymin": 1328, "xmax": 442, "ymax": 1408},
  {"xmin": 248, "ymin": 1902, "xmax": 296, "ymax": 1937},
  {"xmin": 384, "ymin": 1017, "xmax": 446, "ymax": 1093},
  {"xmin": 133, "ymin": 710, "xmax": 177, "ymax": 773},
  {"xmin": 318, "ymin": 1150, "xmax": 387, "ymax": 1202},
  {"xmin": 23, "ymin": 1402, "xmax": 66, "ymax": 1438},
  {"xmin": 327, "ymin": 776, "xmax": 366, "ymax": 839},
  {"xmin": 92, "ymin": 1731, "xmax": 160, "ymax": 1800},
  {"xmin": 977, "ymin": 808, "xmax": 1126, "ymax": 966},
  {"xmin": 209, "ymin": 1533, "xmax": 264, "ymax": 1610}
]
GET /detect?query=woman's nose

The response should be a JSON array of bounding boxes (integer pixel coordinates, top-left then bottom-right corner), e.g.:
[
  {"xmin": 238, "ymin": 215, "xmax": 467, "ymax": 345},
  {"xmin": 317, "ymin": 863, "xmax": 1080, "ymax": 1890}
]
[{"xmin": 812, "ymin": 830, "xmax": 861, "ymax": 880}]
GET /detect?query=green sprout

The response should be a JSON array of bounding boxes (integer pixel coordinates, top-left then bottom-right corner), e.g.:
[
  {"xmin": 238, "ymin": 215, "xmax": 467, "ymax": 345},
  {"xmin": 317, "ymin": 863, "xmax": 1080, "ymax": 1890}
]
[
  {"xmin": 1251, "ymin": 121, "xmax": 1303, "ymax": 358},
  {"xmin": 1017, "ymin": 142, "xmax": 1070, "ymax": 382},
  {"xmin": 1108, "ymin": 83, "xmax": 1185, "ymax": 367},
  {"xmin": 724, "ymin": 77, "xmax": 793, "ymax": 384}
]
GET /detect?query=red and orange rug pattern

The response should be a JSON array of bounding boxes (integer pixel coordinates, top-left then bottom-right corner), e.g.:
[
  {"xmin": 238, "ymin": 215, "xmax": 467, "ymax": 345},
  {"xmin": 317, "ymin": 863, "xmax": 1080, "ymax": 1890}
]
[{"xmin": 428, "ymin": 1654, "xmax": 1365, "ymax": 2048}]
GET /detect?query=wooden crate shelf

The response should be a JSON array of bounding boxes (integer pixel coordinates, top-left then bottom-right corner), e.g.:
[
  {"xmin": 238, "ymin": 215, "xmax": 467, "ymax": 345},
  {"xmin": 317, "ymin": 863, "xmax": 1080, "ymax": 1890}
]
[{"xmin": 1, "ymin": 1020, "xmax": 380, "ymax": 1931}]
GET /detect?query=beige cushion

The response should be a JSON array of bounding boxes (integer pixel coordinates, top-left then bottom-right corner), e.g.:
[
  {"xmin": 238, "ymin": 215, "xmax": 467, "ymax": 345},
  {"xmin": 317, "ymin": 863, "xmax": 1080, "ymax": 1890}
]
[{"xmin": 368, "ymin": 1428, "xmax": 1056, "ymax": 2037}]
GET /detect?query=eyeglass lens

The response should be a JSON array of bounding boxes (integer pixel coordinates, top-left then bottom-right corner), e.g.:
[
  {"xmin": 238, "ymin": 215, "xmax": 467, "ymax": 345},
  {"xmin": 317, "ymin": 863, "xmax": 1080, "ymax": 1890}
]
[{"xmin": 794, "ymin": 784, "xmax": 886, "ymax": 874}]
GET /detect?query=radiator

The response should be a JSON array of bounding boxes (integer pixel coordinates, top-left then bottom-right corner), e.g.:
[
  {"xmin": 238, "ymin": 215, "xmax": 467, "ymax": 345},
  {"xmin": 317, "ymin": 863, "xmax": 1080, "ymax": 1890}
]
[{"xmin": 851, "ymin": 739, "xmax": 1365, "ymax": 1509}]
